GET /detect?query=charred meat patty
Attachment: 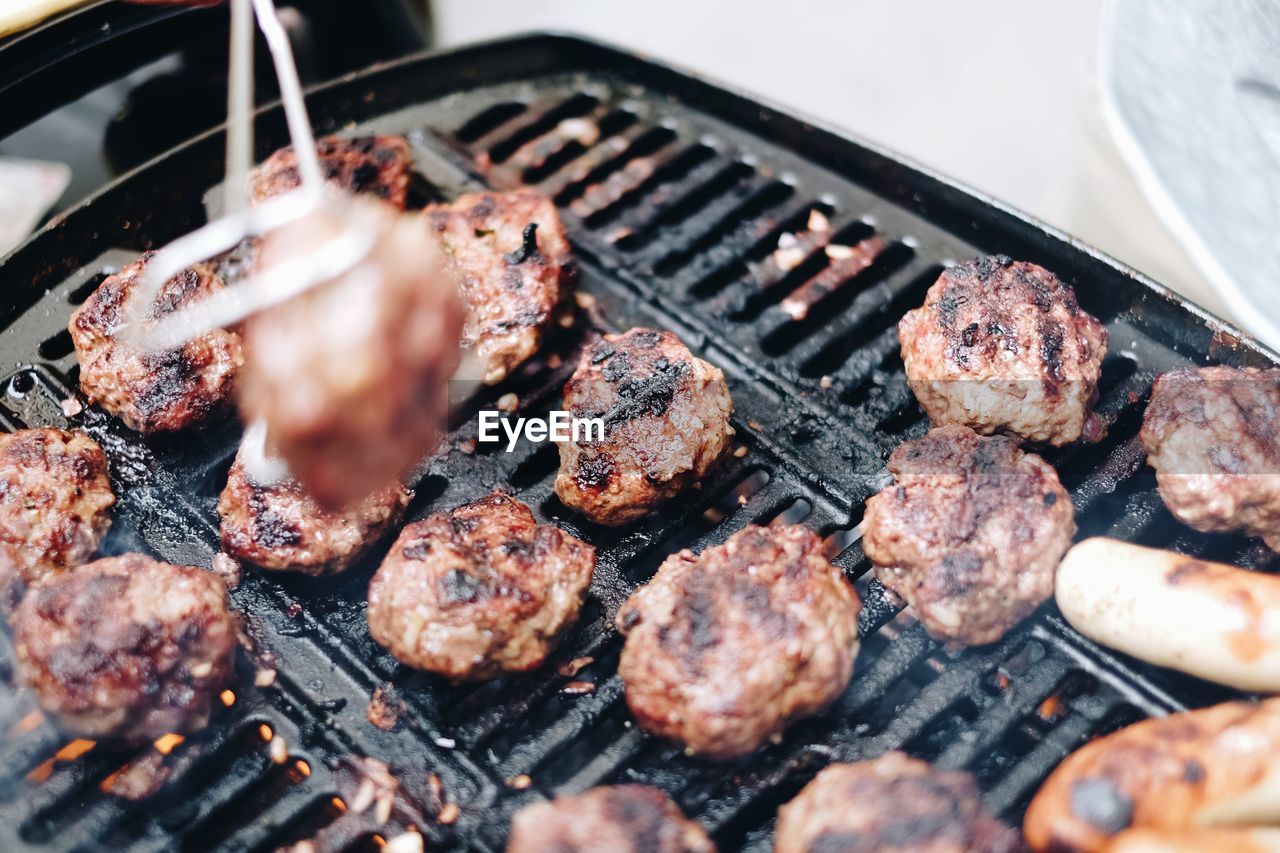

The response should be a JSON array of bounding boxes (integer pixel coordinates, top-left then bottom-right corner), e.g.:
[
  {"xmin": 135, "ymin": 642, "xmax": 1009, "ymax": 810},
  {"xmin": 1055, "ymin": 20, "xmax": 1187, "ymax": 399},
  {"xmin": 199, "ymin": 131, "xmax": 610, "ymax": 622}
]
[
  {"xmin": 617, "ymin": 524, "xmax": 860, "ymax": 759},
  {"xmin": 556, "ymin": 328, "xmax": 734, "ymax": 526},
  {"xmin": 898, "ymin": 255, "xmax": 1108, "ymax": 446},
  {"xmin": 1141, "ymin": 365, "xmax": 1280, "ymax": 550},
  {"xmin": 862, "ymin": 425, "xmax": 1075, "ymax": 646},
  {"xmin": 238, "ymin": 196, "xmax": 463, "ymax": 508},
  {"xmin": 70, "ymin": 255, "xmax": 244, "ymax": 433},
  {"xmin": 775, "ymin": 753, "xmax": 1022, "ymax": 853},
  {"xmin": 0, "ymin": 428, "xmax": 114, "ymax": 597},
  {"xmin": 425, "ymin": 190, "xmax": 572, "ymax": 384},
  {"xmin": 12, "ymin": 553, "xmax": 236, "ymax": 741},
  {"xmin": 250, "ymin": 134, "xmax": 413, "ymax": 208},
  {"xmin": 367, "ymin": 491, "xmax": 595, "ymax": 680},
  {"xmin": 507, "ymin": 784, "xmax": 715, "ymax": 853},
  {"xmin": 218, "ymin": 443, "xmax": 410, "ymax": 575}
]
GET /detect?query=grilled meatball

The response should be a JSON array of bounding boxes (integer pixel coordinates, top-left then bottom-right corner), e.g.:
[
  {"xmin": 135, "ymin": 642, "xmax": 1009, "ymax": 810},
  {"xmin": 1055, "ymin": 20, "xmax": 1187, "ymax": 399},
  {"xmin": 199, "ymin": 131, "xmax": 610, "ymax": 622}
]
[
  {"xmin": 507, "ymin": 785, "xmax": 715, "ymax": 853},
  {"xmin": 556, "ymin": 329, "xmax": 734, "ymax": 526},
  {"xmin": 775, "ymin": 753, "xmax": 1021, "ymax": 853},
  {"xmin": 238, "ymin": 196, "xmax": 463, "ymax": 508},
  {"xmin": 617, "ymin": 524, "xmax": 860, "ymax": 759},
  {"xmin": 425, "ymin": 191, "xmax": 572, "ymax": 384},
  {"xmin": 367, "ymin": 491, "xmax": 595, "ymax": 680},
  {"xmin": 12, "ymin": 553, "xmax": 236, "ymax": 741},
  {"xmin": 218, "ymin": 444, "xmax": 410, "ymax": 575},
  {"xmin": 862, "ymin": 425, "xmax": 1074, "ymax": 646},
  {"xmin": 0, "ymin": 428, "xmax": 114, "ymax": 600},
  {"xmin": 69, "ymin": 255, "xmax": 244, "ymax": 433},
  {"xmin": 250, "ymin": 134, "xmax": 412, "ymax": 207},
  {"xmin": 899, "ymin": 255, "xmax": 1108, "ymax": 446},
  {"xmin": 1140, "ymin": 365, "xmax": 1280, "ymax": 550}
]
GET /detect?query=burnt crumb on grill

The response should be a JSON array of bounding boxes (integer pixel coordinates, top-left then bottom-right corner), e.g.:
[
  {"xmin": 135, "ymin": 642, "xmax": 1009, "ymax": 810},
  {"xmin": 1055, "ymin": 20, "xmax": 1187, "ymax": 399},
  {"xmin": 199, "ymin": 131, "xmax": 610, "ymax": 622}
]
[
  {"xmin": 507, "ymin": 784, "xmax": 715, "ymax": 853},
  {"xmin": 367, "ymin": 491, "xmax": 595, "ymax": 680},
  {"xmin": 366, "ymin": 683, "xmax": 407, "ymax": 732},
  {"xmin": 289, "ymin": 756, "xmax": 436, "ymax": 852},
  {"xmin": 861, "ymin": 425, "xmax": 1075, "ymax": 646},
  {"xmin": 69, "ymin": 254, "xmax": 244, "ymax": 433},
  {"xmin": 898, "ymin": 255, "xmax": 1107, "ymax": 446},
  {"xmin": 218, "ymin": 443, "xmax": 410, "ymax": 575},
  {"xmin": 100, "ymin": 749, "xmax": 173, "ymax": 801},
  {"xmin": 774, "ymin": 753, "xmax": 1022, "ymax": 853},
  {"xmin": 250, "ymin": 135, "xmax": 413, "ymax": 208},
  {"xmin": 238, "ymin": 196, "xmax": 463, "ymax": 509},
  {"xmin": 1141, "ymin": 365, "xmax": 1280, "ymax": 550},
  {"xmin": 0, "ymin": 428, "xmax": 114, "ymax": 603},
  {"xmin": 556, "ymin": 328, "xmax": 734, "ymax": 526},
  {"xmin": 12, "ymin": 553, "xmax": 236, "ymax": 742},
  {"xmin": 423, "ymin": 190, "xmax": 572, "ymax": 384},
  {"xmin": 617, "ymin": 524, "xmax": 860, "ymax": 759}
]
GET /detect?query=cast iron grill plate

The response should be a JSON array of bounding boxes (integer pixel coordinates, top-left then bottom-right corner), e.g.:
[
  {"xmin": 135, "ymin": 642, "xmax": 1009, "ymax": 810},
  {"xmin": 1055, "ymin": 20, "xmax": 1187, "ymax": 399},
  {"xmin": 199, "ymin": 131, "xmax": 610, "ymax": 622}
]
[{"xmin": 0, "ymin": 33, "xmax": 1274, "ymax": 852}]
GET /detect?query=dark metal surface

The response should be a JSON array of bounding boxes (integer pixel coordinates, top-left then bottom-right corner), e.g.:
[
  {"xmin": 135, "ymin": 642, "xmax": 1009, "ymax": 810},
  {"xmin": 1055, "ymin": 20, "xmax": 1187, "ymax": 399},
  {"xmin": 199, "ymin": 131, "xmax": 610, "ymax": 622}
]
[{"xmin": 0, "ymin": 32, "xmax": 1274, "ymax": 852}]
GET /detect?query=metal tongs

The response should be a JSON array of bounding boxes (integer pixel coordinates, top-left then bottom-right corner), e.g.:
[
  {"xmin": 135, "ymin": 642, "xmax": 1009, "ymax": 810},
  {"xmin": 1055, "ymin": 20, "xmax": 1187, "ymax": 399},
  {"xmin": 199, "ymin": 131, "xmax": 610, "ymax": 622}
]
[{"xmin": 118, "ymin": 0, "xmax": 378, "ymax": 356}]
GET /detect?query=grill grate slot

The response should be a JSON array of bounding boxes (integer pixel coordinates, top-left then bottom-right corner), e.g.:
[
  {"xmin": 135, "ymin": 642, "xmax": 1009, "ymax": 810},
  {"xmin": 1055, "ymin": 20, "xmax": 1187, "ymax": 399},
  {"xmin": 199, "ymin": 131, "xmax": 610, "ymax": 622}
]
[
  {"xmin": 482, "ymin": 93, "xmax": 601, "ymax": 166},
  {"xmin": 759, "ymin": 240, "xmax": 917, "ymax": 358}
]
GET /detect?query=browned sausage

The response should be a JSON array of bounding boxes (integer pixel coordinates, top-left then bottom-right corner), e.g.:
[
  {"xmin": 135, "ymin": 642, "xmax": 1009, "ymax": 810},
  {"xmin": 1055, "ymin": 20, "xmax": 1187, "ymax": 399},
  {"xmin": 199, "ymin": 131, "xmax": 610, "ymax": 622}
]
[{"xmin": 1024, "ymin": 699, "xmax": 1280, "ymax": 851}]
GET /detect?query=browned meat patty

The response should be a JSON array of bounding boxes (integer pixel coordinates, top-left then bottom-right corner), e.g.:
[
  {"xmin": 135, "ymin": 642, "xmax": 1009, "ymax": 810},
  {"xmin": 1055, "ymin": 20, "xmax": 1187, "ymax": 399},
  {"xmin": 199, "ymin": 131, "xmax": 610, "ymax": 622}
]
[
  {"xmin": 775, "ymin": 753, "xmax": 1022, "ymax": 853},
  {"xmin": 862, "ymin": 425, "xmax": 1075, "ymax": 646},
  {"xmin": 0, "ymin": 428, "xmax": 114, "ymax": 599},
  {"xmin": 1140, "ymin": 365, "xmax": 1280, "ymax": 550},
  {"xmin": 238, "ymin": 197, "xmax": 463, "ymax": 508},
  {"xmin": 556, "ymin": 328, "xmax": 734, "ymax": 526},
  {"xmin": 367, "ymin": 491, "xmax": 595, "ymax": 680},
  {"xmin": 424, "ymin": 190, "xmax": 572, "ymax": 384},
  {"xmin": 507, "ymin": 785, "xmax": 715, "ymax": 853},
  {"xmin": 69, "ymin": 255, "xmax": 244, "ymax": 433},
  {"xmin": 899, "ymin": 255, "xmax": 1108, "ymax": 446},
  {"xmin": 617, "ymin": 524, "xmax": 860, "ymax": 759},
  {"xmin": 217, "ymin": 443, "xmax": 410, "ymax": 575},
  {"xmin": 250, "ymin": 135, "xmax": 412, "ymax": 208},
  {"xmin": 12, "ymin": 553, "xmax": 236, "ymax": 741}
]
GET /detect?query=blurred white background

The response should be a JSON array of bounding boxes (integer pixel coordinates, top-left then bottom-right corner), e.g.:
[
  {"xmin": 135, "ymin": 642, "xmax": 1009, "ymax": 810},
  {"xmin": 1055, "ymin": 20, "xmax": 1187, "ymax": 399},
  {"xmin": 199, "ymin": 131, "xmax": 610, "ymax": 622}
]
[{"xmin": 434, "ymin": 0, "xmax": 1223, "ymax": 316}]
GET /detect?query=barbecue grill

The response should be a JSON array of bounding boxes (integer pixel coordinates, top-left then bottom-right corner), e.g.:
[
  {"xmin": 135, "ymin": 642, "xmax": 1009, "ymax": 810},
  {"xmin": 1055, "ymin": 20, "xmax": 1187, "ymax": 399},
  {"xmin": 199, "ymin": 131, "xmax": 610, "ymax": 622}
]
[{"xmin": 0, "ymin": 31, "xmax": 1275, "ymax": 852}]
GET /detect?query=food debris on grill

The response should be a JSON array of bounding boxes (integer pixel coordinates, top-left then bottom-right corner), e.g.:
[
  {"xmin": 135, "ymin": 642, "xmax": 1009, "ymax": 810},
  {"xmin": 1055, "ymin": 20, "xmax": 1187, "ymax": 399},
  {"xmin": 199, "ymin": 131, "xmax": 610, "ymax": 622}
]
[
  {"xmin": 367, "ymin": 491, "xmax": 595, "ymax": 680},
  {"xmin": 250, "ymin": 135, "xmax": 413, "ymax": 208},
  {"xmin": 0, "ymin": 428, "xmax": 114, "ymax": 602},
  {"xmin": 555, "ymin": 328, "xmax": 734, "ymax": 526},
  {"xmin": 774, "ymin": 752, "xmax": 1022, "ymax": 853},
  {"xmin": 617, "ymin": 524, "xmax": 860, "ymax": 759},
  {"xmin": 69, "ymin": 254, "xmax": 244, "ymax": 433},
  {"xmin": 238, "ymin": 196, "xmax": 463, "ymax": 508},
  {"xmin": 862, "ymin": 425, "xmax": 1075, "ymax": 646},
  {"xmin": 12, "ymin": 553, "xmax": 236, "ymax": 742},
  {"xmin": 366, "ymin": 683, "xmax": 407, "ymax": 732},
  {"xmin": 99, "ymin": 749, "xmax": 173, "ymax": 801},
  {"xmin": 557, "ymin": 655, "xmax": 594, "ymax": 677},
  {"xmin": 1140, "ymin": 365, "xmax": 1280, "ymax": 550},
  {"xmin": 898, "ymin": 255, "xmax": 1108, "ymax": 445},
  {"xmin": 423, "ymin": 190, "xmax": 573, "ymax": 384},
  {"xmin": 507, "ymin": 784, "xmax": 715, "ymax": 853},
  {"xmin": 218, "ymin": 442, "xmax": 411, "ymax": 574},
  {"xmin": 210, "ymin": 551, "xmax": 242, "ymax": 589},
  {"xmin": 290, "ymin": 756, "xmax": 436, "ymax": 852}
]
